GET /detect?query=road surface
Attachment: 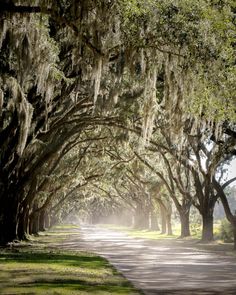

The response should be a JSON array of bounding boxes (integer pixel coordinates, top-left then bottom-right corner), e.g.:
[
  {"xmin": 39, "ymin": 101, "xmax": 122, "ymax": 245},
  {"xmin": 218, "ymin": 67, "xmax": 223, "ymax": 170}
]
[{"xmin": 63, "ymin": 225, "xmax": 236, "ymax": 294}]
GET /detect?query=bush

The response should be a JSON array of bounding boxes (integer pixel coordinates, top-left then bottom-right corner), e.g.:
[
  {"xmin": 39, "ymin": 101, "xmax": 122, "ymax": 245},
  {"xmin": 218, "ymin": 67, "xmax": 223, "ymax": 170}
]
[
  {"xmin": 219, "ymin": 219, "xmax": 233, "ymax": 243},
  {"xmin": 190, "ymin": 223, "xmax": 201, "ymax": 237}
]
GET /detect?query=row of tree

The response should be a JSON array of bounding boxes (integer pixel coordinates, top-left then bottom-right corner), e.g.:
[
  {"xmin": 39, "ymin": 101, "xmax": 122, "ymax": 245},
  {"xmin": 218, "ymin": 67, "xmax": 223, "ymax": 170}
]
[
  {"xmin": 55, "ymin": 129, "xmax": 236, "ymax": 244},
  {"xmin": 0, "ymin": 0, "xmax": 235, "ymax": 248}
]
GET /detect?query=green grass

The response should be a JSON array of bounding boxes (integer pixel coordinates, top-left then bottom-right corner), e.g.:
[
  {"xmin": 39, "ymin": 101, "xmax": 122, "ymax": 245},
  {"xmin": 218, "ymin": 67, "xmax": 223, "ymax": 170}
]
[
  {"xmin": 99, "ymin": 223, "xmax": 221, "ymax": 241},
  {"xmin": 126, "ymin": 229, "xmax": 179, "ymax": 239},
  {"xmin": 51, "ymin": 224, "xmax": 80, "ymax": 230},
  {"xmin": 0, "ymin": 225, "xmax": 140, "ymax": 294},
  {"xmin": 99, "ymin": 224, "xmax": 179, "ymax": 240},
  {"xmin": 99, "ymin": 223, "xmax": 236, "ymax": 255}
]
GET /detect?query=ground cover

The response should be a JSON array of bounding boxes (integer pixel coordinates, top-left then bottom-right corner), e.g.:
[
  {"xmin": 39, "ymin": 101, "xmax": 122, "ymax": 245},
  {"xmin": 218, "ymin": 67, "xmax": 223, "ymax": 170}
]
[
  {"xmin": 80, "ymin": 225, "xmax": 236, "ymax": 294},
  {"xmin": 0, "ymin": 225, "xmax": 141, "ymax": 294},
  {"xmin": 99, "ymin": 224, "xmax": 235, "ymax": 255}
]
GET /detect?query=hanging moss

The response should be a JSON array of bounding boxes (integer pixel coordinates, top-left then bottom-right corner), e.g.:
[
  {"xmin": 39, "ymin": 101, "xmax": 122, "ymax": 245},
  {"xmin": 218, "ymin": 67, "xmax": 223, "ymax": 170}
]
[
  {"xmin": 93, "ymin": 57, "xmax": 103, "ymax": 104},
  {"xmin": 142, "ymin": 67, "xmax": 157, "ymax": 144},
  {"xmin": 0, "ymin": 20, "xmax": 8, "ymax": 50},
  {"xmin": 0, "ymin": 87, "xmax": 3, "ymax": 109},
  {"xmin": 11, "ymin": 78, "xmax": 34, "ymax": 155}
]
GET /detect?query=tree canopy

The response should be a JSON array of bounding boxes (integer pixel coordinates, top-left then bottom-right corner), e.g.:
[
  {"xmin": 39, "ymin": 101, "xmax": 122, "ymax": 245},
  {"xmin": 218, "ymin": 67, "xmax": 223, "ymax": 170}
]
[{"xmin": 0, "ymin": 0, "xmax": 235, "ymax": 247}]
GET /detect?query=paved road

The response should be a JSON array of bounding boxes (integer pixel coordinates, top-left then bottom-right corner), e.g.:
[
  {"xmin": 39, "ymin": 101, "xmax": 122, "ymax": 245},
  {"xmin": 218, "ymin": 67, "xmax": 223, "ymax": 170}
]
[{"xmin": 76, "ymin": 225, "xmax": 236, "ymax": 295}]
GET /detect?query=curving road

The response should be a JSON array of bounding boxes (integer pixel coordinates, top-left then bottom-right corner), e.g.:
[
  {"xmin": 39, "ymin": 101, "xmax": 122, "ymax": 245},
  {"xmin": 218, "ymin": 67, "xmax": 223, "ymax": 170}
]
[{"xmin": 64, "ymin": 225, "xmax": 236, "ymax": 294}]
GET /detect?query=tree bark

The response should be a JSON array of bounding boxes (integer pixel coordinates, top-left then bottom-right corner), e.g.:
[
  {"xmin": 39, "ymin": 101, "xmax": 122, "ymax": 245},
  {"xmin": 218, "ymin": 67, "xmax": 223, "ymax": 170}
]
[
  {"xmin": 133, "ymin": 205, "xmax": 149, "ymax": 229},
  {"xmin": 0, "ymin": 192, "xmax": 19, "ymax": 245},
  {"xmin": 179, "ymin": 209, "xmax": 191, "ymax": 238},
  {"xmin": 17, "ymin": 207, "xmax": 30, "ymax": 240},
  {"xmin": 150, "ymin": 208, "xmax": 160, "ymax": 231},
  {"xmin": 201, "ymin": 211, "xmax": 214, "ymax": 241},
  {"xmin": 234, "ymin": 228, "xmax": 236, "ymax": 251},
  {"xmin": 166, "ymin": 213, "xmax": 173, "ymax": 235},
  {"xmin": 44, "ymin": 211, "xmax": 50, "ymax": 228},
  {"xmin": 30, "ymin": 213, "xmax": 39, "ymax": 235},
  {"xmin": 160, "ymin": 205, "xmax": 167, "ymax": 234},
  {"xmin": 39, "ymin": 210, "xmax": 46, "ymax": 232}
]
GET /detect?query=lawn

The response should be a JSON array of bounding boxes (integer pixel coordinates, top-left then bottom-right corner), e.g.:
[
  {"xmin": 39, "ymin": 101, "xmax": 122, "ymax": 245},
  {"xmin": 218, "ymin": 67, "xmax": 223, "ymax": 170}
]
[
  {"xmin": 99, "ymin": 223, "xmax": 222, "ymax": 240},
  {"xmin": 98, "ymin": 224, "xmax": 180, "ymax": 240},
  {"xmin": 0, "ymin": 225, "xmax": 141, "ymax": 294},
  {"xmin": 99, "ymin": 223, "xmax": 236, "ymax": 256}
]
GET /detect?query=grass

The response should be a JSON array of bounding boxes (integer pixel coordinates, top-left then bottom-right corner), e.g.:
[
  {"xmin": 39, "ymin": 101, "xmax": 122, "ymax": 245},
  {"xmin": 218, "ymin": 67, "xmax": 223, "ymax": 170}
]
[
  {"xmin": 99, "ymin": 223, "xmax": 236, "ymax": 256},
  {"xmin": 99, "ymin": 224, "xmax": 180, "ymax": 240},
  {"xmin": 99, "ymin": 223, "xmax": 222, "ymax": 240},
  {"xmin": 52, "ymin": 224, "xmax": 81, "ymax": 230},
  {"xmin": 0, "ymin": 225, "xmax": 141, "ymax": 294}
]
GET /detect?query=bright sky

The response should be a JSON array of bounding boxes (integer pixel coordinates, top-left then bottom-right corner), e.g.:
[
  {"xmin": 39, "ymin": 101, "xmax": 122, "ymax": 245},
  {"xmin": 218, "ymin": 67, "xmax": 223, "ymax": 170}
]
[{"xmin": 225, "ymin": 157, "xmax": 236, "ymax": 184}]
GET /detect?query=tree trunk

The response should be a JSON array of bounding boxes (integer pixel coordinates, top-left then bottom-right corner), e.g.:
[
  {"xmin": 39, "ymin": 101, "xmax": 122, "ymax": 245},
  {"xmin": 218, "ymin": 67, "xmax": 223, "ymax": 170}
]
[
  {"xmin": 212, "ymin": 177, "xmax": 236, "ymax": 250},
  {"xmin": 166, "ymin": 213, "xmax": 172, "ymax": 235},
  {"xmin": 0, "ymin": 215, "xmax": 18, "ymax": 245},
  {"xmin": 50, "ymin": 215, "xmax": 57, "ymax": 227},
  {"xmin": 160, "ymin": 205, "xmax": 167, "ymax": 234},
  {"xmin": 17, "ymin": 207, "xmax": 30, "ymax": 240},
  {"xmin": 39, "ymin": 210, "xmax": 46, "ymax": 231},
  {"xmin": 133, "ymin": 205, "xmax": 149, "ymax": 229},
  {"xmin": 142, "ymin": 208, "xmax": 149, "ymax": 229},
  {"xmin": 234, "ymin": 228, "xmax": 236, "ymax": 251},
  {"xmin": 179, "ymin": 209, "xmax": 191, "ymax": 238},
  {"xmin": 201, "ymin": 212, "xmax": 214, "ymax": 241},
  {"xmin": 91, "ymin": 213, "xmax": 100, "ymax": 224},
  {"xmin": 0, "ymin": 193, "xmax": 19, "ymax": 245},
  {"xmin": 150, "ymin": 208, "xmax": 160, "ymax": 231},
  {"xmin": 44, "ymin": 211, "xmax": 50, "ymax": 228},
  {"xmin": 17, "ymin": 179, "xmax": 38, "ymax": 239},
  {"xmin": 30, "ymin": 213, "xmax": 39, "ymax": 235},
  {"xmin": 140, "ymin": 207, "xmax": 149, "ymax": 229}
]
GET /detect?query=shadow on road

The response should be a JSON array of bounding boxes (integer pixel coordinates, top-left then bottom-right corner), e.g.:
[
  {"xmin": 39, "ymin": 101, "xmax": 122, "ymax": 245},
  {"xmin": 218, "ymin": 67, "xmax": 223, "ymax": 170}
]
[{"xmin": 57, "ymin": 225, "xmax": 236, "ymax": 295}]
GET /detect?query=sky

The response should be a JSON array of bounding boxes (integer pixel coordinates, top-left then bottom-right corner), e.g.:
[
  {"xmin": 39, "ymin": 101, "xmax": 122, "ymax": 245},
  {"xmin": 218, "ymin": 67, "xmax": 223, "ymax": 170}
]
[{"xmin": 225, "ymin": 157, "xmax": 236, "ymax": 185}]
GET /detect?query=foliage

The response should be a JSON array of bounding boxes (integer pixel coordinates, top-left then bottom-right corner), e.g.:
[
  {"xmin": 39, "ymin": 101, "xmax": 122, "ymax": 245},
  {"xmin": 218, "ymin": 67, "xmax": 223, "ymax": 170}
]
[
  {"xmin": 219, "ymin": 218, "xmax": 234, "ymax": 243},
  {"xmin": 214, "ymin": 186, "xmax": 236, "ymax": 219},
  {"xmin": 0, "ymin": 0, "xmax": 235, "ymax": 246}
]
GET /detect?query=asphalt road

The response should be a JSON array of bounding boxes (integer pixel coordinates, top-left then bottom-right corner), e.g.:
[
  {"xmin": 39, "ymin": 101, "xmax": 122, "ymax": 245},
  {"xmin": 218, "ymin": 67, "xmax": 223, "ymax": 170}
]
[{"xmin": 76, "ymin": 225, "xmax": 236, "ymax": 295}]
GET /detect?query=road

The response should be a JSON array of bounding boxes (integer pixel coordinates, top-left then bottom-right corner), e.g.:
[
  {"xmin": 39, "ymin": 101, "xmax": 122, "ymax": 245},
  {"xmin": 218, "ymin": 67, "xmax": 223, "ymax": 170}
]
[{"xmin": 72, "ymin": 225, "xmax": 236, "ymax": 295}]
